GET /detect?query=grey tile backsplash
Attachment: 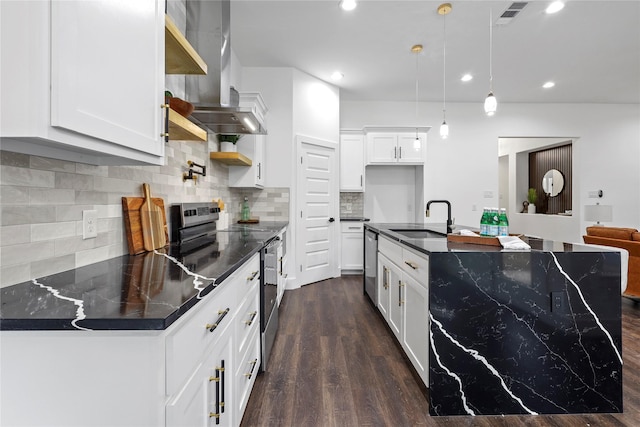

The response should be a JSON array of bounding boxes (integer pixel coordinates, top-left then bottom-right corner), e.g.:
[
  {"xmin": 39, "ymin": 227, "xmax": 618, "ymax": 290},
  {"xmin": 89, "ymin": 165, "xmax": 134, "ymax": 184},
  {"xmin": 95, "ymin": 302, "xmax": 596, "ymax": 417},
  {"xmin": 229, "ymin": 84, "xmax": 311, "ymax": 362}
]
[
  {"xmin": 340, "ymin": 192, "xmax": 364, "ymax": 217},
  {"xmin": 0, "ymin": 139, "xmax": 289, "ymax": 288}
]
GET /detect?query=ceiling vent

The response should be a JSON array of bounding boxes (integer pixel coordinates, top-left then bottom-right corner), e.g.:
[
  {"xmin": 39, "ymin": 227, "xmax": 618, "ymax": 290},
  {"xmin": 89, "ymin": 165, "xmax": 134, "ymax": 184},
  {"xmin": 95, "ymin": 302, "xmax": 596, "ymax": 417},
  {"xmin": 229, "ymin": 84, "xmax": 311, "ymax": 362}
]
[{"xmin": 496, "ymin": 2, "xmax": 528, "ymax": 25}]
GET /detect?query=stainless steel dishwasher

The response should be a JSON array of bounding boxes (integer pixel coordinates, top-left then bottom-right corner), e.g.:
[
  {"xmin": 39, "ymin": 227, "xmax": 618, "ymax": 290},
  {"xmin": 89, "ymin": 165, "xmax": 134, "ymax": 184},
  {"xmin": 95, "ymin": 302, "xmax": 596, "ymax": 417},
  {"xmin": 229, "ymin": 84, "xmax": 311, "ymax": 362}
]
[{"xmin": 364, "ymin": 228, "xmax": 378, "ymax": 303}]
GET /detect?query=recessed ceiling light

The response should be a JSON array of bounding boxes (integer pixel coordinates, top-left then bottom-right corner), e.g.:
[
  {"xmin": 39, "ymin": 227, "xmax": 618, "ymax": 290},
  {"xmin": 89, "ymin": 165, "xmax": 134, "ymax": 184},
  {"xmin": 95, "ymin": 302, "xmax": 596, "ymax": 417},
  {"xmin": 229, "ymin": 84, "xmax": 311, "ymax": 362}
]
[
  {"xmin": 546, "ymin": 1, "xmax": 564, "ymax": 14},
  {"xmin": 340, "ymin": 0, "xmax": 357, "ymax": 11},
  {"xmin": 543, "ymin": 81, "xmax": 555, "ymax": 89},
  {"xmin": 331, "ymin": 71, "xmax": 344, "ymax": 81},
  {"xmin": 461, "ymin": 74, "xmax": 473, "ymax": 82}
]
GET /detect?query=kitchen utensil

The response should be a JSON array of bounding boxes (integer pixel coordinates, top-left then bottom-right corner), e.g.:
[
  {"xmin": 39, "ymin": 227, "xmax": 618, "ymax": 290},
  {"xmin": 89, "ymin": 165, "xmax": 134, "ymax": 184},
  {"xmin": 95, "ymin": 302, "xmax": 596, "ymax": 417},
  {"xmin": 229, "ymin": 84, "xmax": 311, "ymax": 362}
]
[
  {"xmin": 140, "ymin": 183, "xmax": 167, "ymax": 251},
  {"xmin": 122, "ymin": 196, "xmax": 168, "ymax": 255}
]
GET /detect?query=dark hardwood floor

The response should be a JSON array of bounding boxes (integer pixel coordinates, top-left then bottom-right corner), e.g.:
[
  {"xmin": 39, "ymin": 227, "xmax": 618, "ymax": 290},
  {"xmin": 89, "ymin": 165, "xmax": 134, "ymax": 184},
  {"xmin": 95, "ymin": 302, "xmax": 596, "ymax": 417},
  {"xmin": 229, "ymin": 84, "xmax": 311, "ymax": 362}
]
[{"xmin": 241, "ymin": 275, "xmax": 640, "ymax": 426}]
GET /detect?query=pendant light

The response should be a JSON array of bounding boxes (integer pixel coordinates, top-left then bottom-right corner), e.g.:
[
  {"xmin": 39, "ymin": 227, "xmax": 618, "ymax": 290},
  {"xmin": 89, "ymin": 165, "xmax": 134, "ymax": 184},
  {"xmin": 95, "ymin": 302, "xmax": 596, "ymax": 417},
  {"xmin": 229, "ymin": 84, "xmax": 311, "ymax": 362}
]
[
  {"xmin": 438, "ymin": 3, "xmax": 451, "ymax": 139},
  {"xmin": 411, "ymin": 44, "xmax": 423, "ymax": 147},
  {"xmin": 484, "ymin": 8, "xmax": 497, "ymax": 116}
]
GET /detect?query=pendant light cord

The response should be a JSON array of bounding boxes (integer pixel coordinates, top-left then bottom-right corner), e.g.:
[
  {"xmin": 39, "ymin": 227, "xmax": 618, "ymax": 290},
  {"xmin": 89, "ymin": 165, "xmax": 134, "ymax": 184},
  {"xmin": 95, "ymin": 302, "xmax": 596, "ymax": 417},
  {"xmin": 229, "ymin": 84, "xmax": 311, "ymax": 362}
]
[
  {"xmin": 443, "ymin": 8, "xmax": 447, "ymax": 120},
  {"xmin": 415, "ymin": 53, "xmax": 419, "ymax": 120},
  {"xmin": 489, "ymin": 9, "xmax": 493, "ymax": 92}
]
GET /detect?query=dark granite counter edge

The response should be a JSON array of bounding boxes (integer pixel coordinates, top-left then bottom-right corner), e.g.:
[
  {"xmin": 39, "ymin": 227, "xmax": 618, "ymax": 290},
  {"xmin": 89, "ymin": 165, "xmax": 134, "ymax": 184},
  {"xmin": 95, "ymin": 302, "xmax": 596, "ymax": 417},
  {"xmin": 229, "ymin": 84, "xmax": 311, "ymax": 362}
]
[
  {"xmin": 364, "ymin": 222, "xmax": 620, "ymax": 255},
  {"xmin": 340, "ymin": 217, "xmax": 370, "ymax": 222},
  {"xmin": 0, "ymin": 223, "xmax": 288, "ymax": 332}
]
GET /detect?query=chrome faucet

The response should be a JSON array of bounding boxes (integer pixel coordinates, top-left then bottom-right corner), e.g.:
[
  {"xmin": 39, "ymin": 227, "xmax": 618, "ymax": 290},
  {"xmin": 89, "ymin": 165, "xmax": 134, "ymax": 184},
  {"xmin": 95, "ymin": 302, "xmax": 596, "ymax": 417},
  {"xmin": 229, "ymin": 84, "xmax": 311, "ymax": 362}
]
[{"xmin": 426, "ymin": 200, "xmax": 453, "ymax": 234}]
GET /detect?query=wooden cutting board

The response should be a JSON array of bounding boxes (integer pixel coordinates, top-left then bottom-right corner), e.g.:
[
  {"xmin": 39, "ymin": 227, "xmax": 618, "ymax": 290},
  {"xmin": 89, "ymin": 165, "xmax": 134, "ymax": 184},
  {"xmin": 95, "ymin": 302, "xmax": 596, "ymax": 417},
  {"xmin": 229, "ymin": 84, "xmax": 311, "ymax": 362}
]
[
  {"xmin": 140, "ymin": 183, "xmax": 167, "ymax": 251},
  {"xmin": 122, "ymin": 195, "xmax": 168, "ymax": 255}
]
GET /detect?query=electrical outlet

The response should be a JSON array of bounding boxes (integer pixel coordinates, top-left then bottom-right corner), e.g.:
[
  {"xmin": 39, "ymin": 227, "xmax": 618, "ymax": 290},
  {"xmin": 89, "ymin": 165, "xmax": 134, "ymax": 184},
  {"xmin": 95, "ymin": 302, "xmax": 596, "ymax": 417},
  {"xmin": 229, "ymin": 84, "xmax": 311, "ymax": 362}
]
[
  {"xmin": 483, "ymin": 191, "xmax": 494, "ymax": 198},
  {"xmin": 83, "ymin": 210, "xmax": 98, "ymax": 239},
  {"xmin": 345, "ymin": 203, "xmax": 352, "ymax": 212}
]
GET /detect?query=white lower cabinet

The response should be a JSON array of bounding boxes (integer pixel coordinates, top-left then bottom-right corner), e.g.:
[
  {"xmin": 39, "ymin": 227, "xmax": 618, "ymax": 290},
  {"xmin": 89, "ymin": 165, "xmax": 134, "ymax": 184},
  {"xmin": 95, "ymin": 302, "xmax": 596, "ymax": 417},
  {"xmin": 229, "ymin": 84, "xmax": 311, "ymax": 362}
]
[
  {"xmin": 341, "ymin": 222, "xmax": 364, "ymax": 272},
  {"xmin": 166, "ymin": 335, "xmax": 234, "ymax": 427},
  {"xmin": 377, "ymin": 236, "xmax": 429, "ymax": 386},
  {"xmin": 402, "ymin": 273, "xmax": 429, "ymax": 385},
  {"xmin": 0, "ymin": 253, "xmax": 261, "ymax": 427}
]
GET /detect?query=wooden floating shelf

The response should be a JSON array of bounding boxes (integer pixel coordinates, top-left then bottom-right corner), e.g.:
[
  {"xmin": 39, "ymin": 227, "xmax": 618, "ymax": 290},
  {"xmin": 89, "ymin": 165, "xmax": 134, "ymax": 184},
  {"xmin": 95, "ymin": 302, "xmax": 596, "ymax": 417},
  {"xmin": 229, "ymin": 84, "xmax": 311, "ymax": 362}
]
[
  {"xmin": 168, "ymin": 109, "xmax": 207, "ymax": 142},
  {"xmin": 210, "ymin": 152, "xmax": 253, "ymax": 166},
  {"xmin": 165, "ymin": 15, "xmax": 207, "ymax": 75}
]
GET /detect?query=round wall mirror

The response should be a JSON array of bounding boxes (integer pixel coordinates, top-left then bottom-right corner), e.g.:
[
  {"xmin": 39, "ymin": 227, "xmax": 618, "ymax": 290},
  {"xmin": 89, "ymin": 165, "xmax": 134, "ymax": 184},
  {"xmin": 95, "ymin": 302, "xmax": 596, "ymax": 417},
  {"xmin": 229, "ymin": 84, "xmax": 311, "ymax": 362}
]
[{"xmin": 542, "ymin": 169, "xmax": 564, "ymax": 197}]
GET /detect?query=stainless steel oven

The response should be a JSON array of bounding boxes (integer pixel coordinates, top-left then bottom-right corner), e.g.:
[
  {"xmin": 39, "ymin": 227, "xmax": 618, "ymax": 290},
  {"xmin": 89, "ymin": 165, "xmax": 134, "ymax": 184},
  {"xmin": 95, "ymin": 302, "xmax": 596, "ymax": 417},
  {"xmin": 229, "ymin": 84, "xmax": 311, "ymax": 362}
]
[{"xmin": 260, "ymin": 236, "xmax": 281, "ymax": 371}]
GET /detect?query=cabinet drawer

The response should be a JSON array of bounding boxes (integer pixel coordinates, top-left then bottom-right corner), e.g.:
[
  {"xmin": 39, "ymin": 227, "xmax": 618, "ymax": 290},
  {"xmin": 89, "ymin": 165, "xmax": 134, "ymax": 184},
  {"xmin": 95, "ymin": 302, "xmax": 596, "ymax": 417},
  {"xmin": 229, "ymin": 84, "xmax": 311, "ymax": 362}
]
[
  {"xmin": 402, "ymin": 246, "xmax": 429, "ymax": 285},
  {"xmin": 235, "ymin": 281, "xmax": 260, "ymax": 359},
  {"xmin": 234, "ymin": 327, "xmax": 261, "ymax": 419},
  {"xmin": 166, "ymin": 280, "xmax": 237, "ymax": 396},
  {"xmin": 379, "ymin": 235, "xmax": 402, "ymax": 267},
  {"xmin": 235, "ymin": 253, "xmax": 260, "ymax": 302},
  {"xmin": 341, "ymin": 222, "xmax": 364, "ymax": 233}
]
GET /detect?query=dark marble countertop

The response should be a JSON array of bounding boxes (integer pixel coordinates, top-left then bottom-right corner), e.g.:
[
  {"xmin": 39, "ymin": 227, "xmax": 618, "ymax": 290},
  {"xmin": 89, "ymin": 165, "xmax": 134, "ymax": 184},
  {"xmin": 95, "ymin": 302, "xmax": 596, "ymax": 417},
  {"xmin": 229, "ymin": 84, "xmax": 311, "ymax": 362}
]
[
  {"xmin": 0, "ymin": 222, "xmax": 288, "ymax": 331},
  {"xmin": 365, "ymin": 222, "xmax": 613, "ymax": 254}
]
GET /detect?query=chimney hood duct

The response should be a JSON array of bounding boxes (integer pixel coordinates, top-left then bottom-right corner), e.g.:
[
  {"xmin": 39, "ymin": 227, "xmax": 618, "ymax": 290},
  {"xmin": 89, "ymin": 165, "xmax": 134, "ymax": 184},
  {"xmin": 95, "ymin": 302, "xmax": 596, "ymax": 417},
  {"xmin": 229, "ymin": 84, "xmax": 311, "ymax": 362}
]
[{"xmin": 185, "ymin": 0, "xmax": 266, "ymax": 135}]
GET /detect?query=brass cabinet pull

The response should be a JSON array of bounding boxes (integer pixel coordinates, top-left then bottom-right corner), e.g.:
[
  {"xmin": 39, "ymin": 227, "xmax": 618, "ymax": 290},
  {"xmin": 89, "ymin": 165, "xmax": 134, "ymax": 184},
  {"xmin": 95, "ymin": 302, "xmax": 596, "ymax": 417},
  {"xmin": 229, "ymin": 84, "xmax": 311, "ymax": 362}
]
[
  {"xmin": 247, "ymin": 271, "xmax": 259, "ymax": 281},
  {"xmin": 399, "ymin": 280, "xmax": 403, "ymax": 306},
  {"xmin": 399, "ymin": 146, "xmax": 402, "ymax": 159},
  {"xmin": 244, "ymin": 311, "xmax": 258, "ymax": 326},
  {"xmin": 404, "ymin": 260, "xmax": 418, "ymax": 270},
  {"xmin": 205, "ymin": 308, "xmax": 230, "ymax": 332},
  {"xmin": 382, "ymin": 266, "xmax": 389, "ymax": 289},
  {"xmin": 244, "ymin": 358, "xmax": 258, "ymax": 379},
  {"xmin": 209, "ymin": 360, "xmax": 225, "ymax": 424}
]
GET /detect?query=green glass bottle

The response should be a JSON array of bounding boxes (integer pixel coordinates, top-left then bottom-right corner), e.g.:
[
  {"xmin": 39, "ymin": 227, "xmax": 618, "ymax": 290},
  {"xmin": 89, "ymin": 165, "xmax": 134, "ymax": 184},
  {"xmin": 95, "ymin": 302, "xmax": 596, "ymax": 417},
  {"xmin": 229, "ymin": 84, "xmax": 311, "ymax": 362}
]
[
  {"xmin": 498, "ymin": 208, "xmax": 509, "ymax": 236},
  {"xmin": 480, "ymin": 208, "xmax": 489, "ymax": 236},
  {"xmin": 241, "ymin": 197, "xmax": 250, "ymax": 221}
]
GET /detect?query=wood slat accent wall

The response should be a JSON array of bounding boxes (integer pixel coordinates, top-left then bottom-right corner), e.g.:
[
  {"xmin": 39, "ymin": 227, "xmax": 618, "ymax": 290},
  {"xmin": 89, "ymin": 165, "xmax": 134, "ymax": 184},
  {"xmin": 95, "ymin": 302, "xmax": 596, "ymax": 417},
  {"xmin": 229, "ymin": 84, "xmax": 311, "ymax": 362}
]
[{"xmin": 529, "ymin": 143, "xmax": 572, "ymax": 214}]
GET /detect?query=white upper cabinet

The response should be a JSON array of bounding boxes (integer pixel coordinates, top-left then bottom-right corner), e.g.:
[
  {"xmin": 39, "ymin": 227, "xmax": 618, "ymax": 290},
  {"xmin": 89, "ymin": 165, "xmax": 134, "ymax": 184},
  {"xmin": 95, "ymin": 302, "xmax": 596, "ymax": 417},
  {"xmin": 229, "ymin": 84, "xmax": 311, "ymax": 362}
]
[
  {"xmin": 365, "ymin": 128, "xmax": 427, "ymax": 165},
  {"xmin": 339, "ymin": 133, "xmax": 365, "ymax": 192},
  {"xmin": 0, "ymin": 0, "xmax": 165, "ymax": 165},
  {"xmin": 229, "ymin": 134, "xmax": 265, "ymax": 188}
]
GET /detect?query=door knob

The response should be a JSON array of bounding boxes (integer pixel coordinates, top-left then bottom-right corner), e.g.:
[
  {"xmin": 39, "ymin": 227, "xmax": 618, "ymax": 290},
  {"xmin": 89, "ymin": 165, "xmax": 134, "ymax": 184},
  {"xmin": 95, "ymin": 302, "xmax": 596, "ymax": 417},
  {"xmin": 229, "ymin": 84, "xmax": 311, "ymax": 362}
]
[{"xmin": 328, "ymin": 217, "xmax": 335, "ymax": 223}]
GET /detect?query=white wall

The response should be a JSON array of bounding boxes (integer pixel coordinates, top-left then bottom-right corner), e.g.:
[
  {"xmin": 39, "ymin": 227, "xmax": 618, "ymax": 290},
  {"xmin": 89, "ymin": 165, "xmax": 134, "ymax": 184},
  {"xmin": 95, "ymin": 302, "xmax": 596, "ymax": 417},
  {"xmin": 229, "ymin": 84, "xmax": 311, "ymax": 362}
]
[
  {"xmin": 365, "ymin": 166, "xmax": 417, "ymax": 222},
  {"xmin": 341, "ymin": 101, "xmax": 640, "ymax": 243}
]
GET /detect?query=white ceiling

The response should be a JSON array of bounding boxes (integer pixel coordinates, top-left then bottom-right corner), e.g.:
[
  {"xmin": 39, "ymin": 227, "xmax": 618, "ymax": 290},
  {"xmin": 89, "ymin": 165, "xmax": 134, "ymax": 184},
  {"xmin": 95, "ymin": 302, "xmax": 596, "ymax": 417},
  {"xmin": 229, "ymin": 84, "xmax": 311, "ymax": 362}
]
[{"xmin": 230, "ymin": 0, "xmax": 640, "ymax": 104}]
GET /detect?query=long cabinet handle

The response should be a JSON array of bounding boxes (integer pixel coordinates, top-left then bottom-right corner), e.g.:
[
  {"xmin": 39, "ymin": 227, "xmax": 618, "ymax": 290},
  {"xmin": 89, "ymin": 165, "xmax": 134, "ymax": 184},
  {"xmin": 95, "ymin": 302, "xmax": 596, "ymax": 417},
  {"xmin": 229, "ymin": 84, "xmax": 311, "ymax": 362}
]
[
  {"xmin": 247, "ymin": 271, "xmax": 259, "ymax": 281},
  {"xmin": 399, "ymin": 280, "xmax": 404, "ymax": 306},
  {"xmin": 209, "ymin": 360, "xmax": 225, "ymax": 424},
  {"xmin": 399, "ymin": 146, "xmax": 402, "ymax": 159},
  {"xmin": 162, "ymin": 103, "xmax": 169, "ymax": 143},
  {"xmin": 244, "ymin": 311, "xmax": 258, "ymax": 326},
  {"xmin": 394, "ymin": 146, "xmax": 397, "ymax": 159},
  {"xmin": 404, "ymin": 261, "xmax": 418, "ymax": 270},
  {"xmin": 360, "ymin": 175, "xmax": 363, "ymax": 187},
  {"xmin": 244, "ymin": 358, "xmax": 258, "ymax": 379},
  {"xmin": 383, "ymin": 266, "xmax": 389, "ymax": 290},
  {"xmin": 206, "ymin": 308, "xmax": 230, "ymax": 332},
  {"xmin": 279, "ymin": 256, "xmax": 283, "ymax": 275}
]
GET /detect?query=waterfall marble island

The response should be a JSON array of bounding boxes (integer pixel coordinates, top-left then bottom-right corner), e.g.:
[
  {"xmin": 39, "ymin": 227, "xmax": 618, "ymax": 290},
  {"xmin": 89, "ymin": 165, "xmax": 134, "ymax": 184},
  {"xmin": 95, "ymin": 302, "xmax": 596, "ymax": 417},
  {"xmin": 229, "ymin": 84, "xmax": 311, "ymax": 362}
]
[{"xmin": 365, "ymin": 223, "xmax": 623, "ymax": 416}]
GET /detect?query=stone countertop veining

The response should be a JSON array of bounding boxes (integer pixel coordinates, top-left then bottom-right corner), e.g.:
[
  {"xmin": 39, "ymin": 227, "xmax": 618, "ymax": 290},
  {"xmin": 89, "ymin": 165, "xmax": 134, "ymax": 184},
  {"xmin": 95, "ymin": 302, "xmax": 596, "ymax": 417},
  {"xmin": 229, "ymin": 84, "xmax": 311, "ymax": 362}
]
[
  {"xmin": 0, "ymin": 222, "xmax": 288, "ymax": 332},
  {"xmin": 364, "ymin": 222, "xmax": 613, "ymax": 254},
  {"xmin": 366, "ymin": 222, "xmax": 623, "ymax": 416}
]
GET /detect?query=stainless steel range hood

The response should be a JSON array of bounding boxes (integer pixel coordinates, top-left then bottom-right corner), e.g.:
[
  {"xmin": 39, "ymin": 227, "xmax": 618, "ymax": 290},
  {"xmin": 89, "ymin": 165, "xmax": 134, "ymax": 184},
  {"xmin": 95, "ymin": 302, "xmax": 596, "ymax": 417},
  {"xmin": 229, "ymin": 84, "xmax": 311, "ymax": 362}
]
[{"xmin": 185, "ymin": 0, "xmax": 267, "ymax": 135}]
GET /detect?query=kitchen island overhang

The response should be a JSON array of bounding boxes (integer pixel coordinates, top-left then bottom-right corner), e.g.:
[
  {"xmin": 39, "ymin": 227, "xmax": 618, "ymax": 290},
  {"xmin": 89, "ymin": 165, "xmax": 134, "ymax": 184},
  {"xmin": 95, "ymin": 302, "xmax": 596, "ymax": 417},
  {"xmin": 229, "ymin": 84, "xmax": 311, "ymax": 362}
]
[{"xmin": 364, "ymin": 223, "xmax": 623, "ymax": 417}]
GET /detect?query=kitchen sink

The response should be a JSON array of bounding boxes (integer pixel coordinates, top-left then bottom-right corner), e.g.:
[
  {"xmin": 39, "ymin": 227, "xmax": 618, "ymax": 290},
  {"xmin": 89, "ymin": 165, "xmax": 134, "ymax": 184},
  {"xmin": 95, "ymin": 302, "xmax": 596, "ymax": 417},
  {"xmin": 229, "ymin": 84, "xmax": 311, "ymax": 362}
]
[{"xmin": 389, "ymin": 229, "xmax": 447, "ymax": 239}]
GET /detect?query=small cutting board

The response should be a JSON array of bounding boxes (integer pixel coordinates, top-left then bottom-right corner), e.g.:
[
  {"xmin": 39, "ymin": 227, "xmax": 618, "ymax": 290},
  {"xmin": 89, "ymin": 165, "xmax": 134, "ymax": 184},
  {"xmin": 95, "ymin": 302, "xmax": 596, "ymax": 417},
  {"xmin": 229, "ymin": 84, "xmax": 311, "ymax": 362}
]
[
  {"xmin": 140, "ymin": 183, "xmax": 167, "ymax": 251},
  {"xmin": 122, "ymin": 195, "xmax": 168, "ymax": 255}
]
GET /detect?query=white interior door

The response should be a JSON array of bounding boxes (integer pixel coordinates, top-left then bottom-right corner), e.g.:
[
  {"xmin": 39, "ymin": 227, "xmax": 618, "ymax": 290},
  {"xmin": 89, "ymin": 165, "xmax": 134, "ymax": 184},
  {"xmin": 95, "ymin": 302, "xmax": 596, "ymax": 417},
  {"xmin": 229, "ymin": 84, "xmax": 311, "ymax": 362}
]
[{"xmin": 296, "ymin": 135, "xmax": 339, "ymax": 286}]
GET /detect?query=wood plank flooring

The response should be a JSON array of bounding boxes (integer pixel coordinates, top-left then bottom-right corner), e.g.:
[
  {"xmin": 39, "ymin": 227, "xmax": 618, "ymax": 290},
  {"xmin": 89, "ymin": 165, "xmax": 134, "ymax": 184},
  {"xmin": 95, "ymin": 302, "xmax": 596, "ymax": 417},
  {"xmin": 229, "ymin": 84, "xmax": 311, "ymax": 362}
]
[{"xmin": 241, "ymin": 275, "xmax": 640, "ymax": 426}]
